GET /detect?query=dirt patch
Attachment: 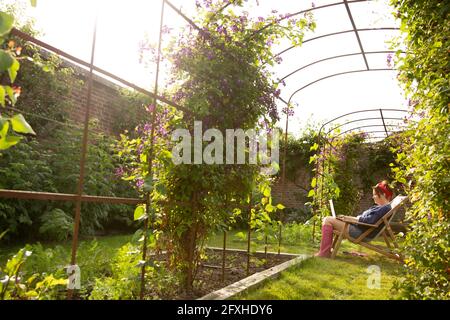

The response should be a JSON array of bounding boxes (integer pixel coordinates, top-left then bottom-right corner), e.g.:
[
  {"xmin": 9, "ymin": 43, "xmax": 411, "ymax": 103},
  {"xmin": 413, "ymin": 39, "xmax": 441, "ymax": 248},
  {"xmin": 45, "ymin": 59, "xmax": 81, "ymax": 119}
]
[{"xmin": 156, "ymin": 248, "xmax": 294, "ymax": 300}]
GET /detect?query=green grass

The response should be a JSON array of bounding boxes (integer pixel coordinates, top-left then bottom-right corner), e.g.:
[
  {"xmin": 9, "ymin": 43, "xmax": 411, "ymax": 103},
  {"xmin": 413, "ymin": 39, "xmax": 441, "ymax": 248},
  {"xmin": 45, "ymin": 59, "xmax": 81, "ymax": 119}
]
[
  {"xmin": 208, "ymin": 227, "xmax": 404, "ymax": 300},
  {"xmin": 1, "ymin": 226, "xmax": 404, "ymax": 300},
  {"xmin": 234, "ymin": 253, "xmax": 402, "ymax": 300},
  {"xmin": 0, "ymin": 234, "xmax": 133, "ymax": 265}
]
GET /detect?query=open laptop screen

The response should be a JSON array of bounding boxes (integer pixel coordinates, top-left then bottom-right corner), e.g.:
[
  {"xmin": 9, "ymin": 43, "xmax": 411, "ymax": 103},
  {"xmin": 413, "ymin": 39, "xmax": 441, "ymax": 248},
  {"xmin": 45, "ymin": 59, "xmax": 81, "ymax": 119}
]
[{"xmin": 329, "ymin": 199, "xmax": 336, "ymax": 218}]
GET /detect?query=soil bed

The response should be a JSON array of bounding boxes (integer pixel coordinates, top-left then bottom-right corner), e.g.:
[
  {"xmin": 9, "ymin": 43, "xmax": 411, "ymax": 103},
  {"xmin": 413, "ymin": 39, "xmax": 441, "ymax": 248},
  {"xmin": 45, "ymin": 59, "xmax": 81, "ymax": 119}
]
[{"xmin": 153, "ymin": 248, "xmax": 295, "ymax": 300}]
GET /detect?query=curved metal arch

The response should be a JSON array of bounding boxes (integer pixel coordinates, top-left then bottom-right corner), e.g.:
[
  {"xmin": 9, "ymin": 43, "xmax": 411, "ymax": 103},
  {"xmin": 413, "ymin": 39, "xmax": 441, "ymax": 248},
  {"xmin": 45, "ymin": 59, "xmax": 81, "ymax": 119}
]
[
  {"xmin": 247, "ymin": 0, "xmax": 370, "ymax": 40},
  {"xmin": 319, "ymin": 108, "xmax": 408, "ymax": 132},
  {"xmin": 326, "ymin": 118, "xmax": 407, "ymax": 136},
  {"xmin": 280, "ymin": 50, "xmax": 396, "ymax": 82},
  {"xmin": 331, "ymin": 124, "xmax": 409, "ymax": 139},
  {"xmin": 275, "ymin": 28, "xmax": 399, "ymax": 58},
  {"xmin": 324, "ymin": 114, "xmax": 408, "ymax": 135},
  {"xmin": 287, "ymin": 68, "xmax": 396, "ymax": 104}
]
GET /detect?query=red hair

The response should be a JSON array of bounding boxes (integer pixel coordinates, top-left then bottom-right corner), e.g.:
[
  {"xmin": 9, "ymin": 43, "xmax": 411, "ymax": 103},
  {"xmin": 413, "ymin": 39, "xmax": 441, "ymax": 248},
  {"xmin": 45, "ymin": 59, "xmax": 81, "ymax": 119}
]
[{"xmin": 373, "ymin": 181, "xmax": 393, "ymax": 201}]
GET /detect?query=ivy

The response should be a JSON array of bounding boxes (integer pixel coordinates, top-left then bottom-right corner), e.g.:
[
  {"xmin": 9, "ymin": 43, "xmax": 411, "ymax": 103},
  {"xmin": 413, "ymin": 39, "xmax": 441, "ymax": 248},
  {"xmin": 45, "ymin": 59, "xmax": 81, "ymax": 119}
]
[{"xmin": 389, "ymin": 0, "xmax": 449, "ymax": 300}]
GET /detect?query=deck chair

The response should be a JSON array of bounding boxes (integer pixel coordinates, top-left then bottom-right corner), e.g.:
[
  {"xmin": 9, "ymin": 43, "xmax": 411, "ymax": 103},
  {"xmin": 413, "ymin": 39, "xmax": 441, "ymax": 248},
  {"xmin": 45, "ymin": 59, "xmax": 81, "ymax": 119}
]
[{"xmin": 331, "ymin": 195, "xmax": 409, "ymax": 261}]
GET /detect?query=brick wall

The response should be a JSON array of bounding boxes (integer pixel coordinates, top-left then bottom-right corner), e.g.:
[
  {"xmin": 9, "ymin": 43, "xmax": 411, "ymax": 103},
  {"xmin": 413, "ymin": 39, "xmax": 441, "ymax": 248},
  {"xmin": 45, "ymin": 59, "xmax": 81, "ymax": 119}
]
[
  {"xmin": 271, "ymin": 167, "xmax": 311, "ymax": 209},
  {"xmin": 66, "ymin": 69, "xmax": 130, "ymax": 134}
]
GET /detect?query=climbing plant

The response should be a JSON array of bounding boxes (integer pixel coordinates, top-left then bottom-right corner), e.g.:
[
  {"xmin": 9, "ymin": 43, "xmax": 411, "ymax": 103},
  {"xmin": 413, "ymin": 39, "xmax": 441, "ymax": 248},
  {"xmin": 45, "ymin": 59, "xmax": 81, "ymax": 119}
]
[
  {"xmin": 0, "ymin": 10, "xmax": 35, "ymax": 150},
  {"xmin": 389, "ymin": 0, "xmax": 449, "ymax": 300},
  {"xmin": 117, "ymin": 0, "xmax": 315, "ymax": 293}
]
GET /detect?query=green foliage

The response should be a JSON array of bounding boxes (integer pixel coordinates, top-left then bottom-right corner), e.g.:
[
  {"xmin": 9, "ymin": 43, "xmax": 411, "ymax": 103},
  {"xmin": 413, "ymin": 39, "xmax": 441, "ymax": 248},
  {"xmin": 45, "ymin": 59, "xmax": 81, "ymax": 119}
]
[
  {"xmin": 90, "ymin": 244, "xmax": 142, "ymax": 300},
  {"xmin": 116, "ymin": 0, "xmax": 316, "ymax": 292},
  {"xmin": 389, "ymin": 0, "xmax": 449, "ymax": 300},
  {"xmin": 38, "ymin": 209, "xmax": 74, "ymax": 241},
  {"xmin": 0, "ymin": 125, "xmax": 138, "ymax": 240},
  {"xmin": 310, "ymin": 132, "xmax": 401, "ymax": 218},
  {"xmin": 0, "ymin": 246, "xmax": 66, "ymax": 300},
  {"xmin": 0, "ymin": 140, "xmax": 57, "ymax": 237},
  {"xmin": 110, "ymin": 89, "xmax": 150, "ymax": 135},
  {"xmin": 0, "ymin": 10, "xmax": 35, "ymax": 150},
  {"xmin": 88, "ymin": 243, "xmax": 142, "ymax": 300}
]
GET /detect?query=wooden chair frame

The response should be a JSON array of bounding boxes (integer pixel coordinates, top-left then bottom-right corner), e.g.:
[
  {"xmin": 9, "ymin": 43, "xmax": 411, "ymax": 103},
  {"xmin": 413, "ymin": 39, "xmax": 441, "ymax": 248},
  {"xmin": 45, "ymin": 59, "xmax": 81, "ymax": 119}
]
[{"xmin": 331, "ymin": 196, "xmax": 409, "ymax": 261}]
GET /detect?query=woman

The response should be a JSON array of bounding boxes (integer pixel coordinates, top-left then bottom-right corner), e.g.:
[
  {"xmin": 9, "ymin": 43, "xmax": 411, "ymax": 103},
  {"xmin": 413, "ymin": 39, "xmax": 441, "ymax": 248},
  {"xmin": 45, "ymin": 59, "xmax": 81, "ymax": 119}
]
[{"xmin": 315, "ymin": 180, "xmax": 394, "ymax": 258}]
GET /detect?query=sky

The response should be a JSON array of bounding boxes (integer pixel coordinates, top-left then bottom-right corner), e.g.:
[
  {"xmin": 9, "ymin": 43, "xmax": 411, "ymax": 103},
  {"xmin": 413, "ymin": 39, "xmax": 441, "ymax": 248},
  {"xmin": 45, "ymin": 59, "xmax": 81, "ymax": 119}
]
[{"xmin": 3, "ymin": 0, "xmax": 409, "ymax": 138}]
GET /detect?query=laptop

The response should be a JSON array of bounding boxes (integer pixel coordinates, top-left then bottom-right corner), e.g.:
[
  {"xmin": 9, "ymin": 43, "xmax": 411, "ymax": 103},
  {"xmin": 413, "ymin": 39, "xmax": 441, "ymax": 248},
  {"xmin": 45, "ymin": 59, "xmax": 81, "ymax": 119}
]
[{"xmin": 329, "ymin": 199, "xmax": 336, "ymax": 218}]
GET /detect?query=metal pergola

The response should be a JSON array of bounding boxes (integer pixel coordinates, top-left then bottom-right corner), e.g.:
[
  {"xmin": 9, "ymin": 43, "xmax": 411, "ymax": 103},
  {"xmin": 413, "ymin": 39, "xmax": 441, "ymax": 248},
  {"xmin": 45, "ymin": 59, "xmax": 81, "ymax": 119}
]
[{"xmin": 0, "ymin": 0, "xmax": 407, "ymax": 299}]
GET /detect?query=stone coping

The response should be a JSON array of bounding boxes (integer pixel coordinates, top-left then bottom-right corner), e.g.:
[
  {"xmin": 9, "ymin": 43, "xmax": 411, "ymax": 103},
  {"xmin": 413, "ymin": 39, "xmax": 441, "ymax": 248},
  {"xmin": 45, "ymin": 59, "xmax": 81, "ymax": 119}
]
[{"xmin": 198, "ymin": 252, "xmax": 310, "ymax": 300}]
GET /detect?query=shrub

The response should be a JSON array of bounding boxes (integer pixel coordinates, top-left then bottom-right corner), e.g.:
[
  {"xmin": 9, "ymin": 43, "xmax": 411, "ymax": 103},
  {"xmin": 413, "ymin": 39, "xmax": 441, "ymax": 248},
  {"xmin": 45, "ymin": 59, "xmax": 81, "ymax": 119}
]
[
  {"xmin": 38, "ymin": 209, "xmax": 74, "ymax": 241},
  {"xmin": 389, "ymin": 0, "xmax": 449, "ymax": 299}
]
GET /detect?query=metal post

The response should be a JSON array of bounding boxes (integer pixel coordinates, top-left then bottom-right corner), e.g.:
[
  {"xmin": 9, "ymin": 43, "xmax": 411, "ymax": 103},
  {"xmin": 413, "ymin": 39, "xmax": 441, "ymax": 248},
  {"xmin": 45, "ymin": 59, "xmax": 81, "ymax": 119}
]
[
  {"xmin": 67, "ymin": 16, "xmax": 97, "ymax": 300},
  {"xmin": 380, "ymin": 109, "xmax": 389, "ymax": 138},
  {"xmin": 221, "ymin": 231, "xmax": 226, "ymax": 282},
  {"xmin": 279, "ymin": 111, "xmax": 290, "ymax": 255},
  {"xmin": 246, "ymin": 196, "xmax": 252, "ymax": 277},
  {"xmin": 139, "ymin": 0, "xmax": 165, "ymax": 300}
]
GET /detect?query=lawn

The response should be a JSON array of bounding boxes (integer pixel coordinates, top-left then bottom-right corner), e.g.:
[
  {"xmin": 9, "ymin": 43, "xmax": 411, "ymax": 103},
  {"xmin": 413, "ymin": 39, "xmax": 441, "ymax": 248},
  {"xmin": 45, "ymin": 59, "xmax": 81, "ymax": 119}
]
[
  {"xmin": 209, "ymin": 226, "xmax": 404, "ymax": 300},
  {"xmin": 233, "ymin": 253, "xmax": 403, "ymax": 300},
  {"xmin": 0, "ymin": 225, "xmax": 405, "ymax": 300}
]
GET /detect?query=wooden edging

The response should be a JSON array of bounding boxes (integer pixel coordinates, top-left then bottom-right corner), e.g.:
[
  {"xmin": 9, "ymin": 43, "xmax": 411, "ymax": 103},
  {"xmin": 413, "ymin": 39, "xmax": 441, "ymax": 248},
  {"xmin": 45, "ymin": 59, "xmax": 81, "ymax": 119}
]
[{"xmin": 198, "ymin": 252, "xmax": 311, "ymax": 300}]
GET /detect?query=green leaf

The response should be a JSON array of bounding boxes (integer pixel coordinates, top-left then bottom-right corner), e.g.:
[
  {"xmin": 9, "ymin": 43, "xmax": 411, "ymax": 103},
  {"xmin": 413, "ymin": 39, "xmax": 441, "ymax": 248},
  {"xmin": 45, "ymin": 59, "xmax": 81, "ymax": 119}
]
[
  {"xmin": 310, "ymin": 143, "xmax": 319, "ymax": 151},
  {"xmin": 30, "ymin": 0, "xmax": 37, "ymax": 7},
  {"xmin": 235, "ymin": 232, "xmax": 246, "ymax": 240},
  {"xmin": 0, "ymin": 122, "xmax": 22, "ymax": 150},
  {"xmin": 262, "ymin": 186, "xmax": 271, "ymax": 197},
  {"xmin": 311, "ymin": 177, "xmax": 317, "ymax": 188},
  {"xmin": 143, "ymin": 176, "xmax": 153, "ymax": 193},
  {"xmin": 7, "ymin": 57, "xmax": 19, "ymax": 83},
  {"xmin": 0, "ymin": 50, "xmax": 14, "ymax": 72},
  {"xmin": 0, "ymin": 86, "xmax": 5, "ymax": 107},
  {"xmin": 265, "ymin": 204, "xmax": 274, "ymax": 212},
  {"xmin": 10, "ymin": 114, "xmax": 36, "ymax": 135},
  {"xmin": 307, "ymin": 189, "xmax": 315, "ymax": 198},
  {"xmin": 0, "ymin": 229, "xmax": 8, "ymax": 240},
  {"xmin": 276, "ymin": 203, "xmax": 285, "ymax": 210},
  {"xmin": 133, "ymin": 205, "xmax": 146, "ymax": 221},
  {"xmin": 155, "ymin": 183, "xmax": 167, "ymax": 196},
  {"xmin": 0, "ymin": 12, "xmax": 14, "ymax": 37},
  {"xmin": 4, "ymin": 86, "xmax": 16, "ymax": 105}
]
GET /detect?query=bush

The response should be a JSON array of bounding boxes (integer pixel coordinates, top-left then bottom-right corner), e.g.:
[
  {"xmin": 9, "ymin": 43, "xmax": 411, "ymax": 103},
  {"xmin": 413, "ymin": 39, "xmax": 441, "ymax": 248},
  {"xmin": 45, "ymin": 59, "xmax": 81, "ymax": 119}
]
[
  {"xmin": 38, "ymin": 209, "xmax": 73, "ymax": 241},
  {"xmin": 0, "ymin": 125, "xmax": 139, "ymax": 241},
  {"xmin": 389, "ymin": 0, "xmax": 449, "ymax": 299}
]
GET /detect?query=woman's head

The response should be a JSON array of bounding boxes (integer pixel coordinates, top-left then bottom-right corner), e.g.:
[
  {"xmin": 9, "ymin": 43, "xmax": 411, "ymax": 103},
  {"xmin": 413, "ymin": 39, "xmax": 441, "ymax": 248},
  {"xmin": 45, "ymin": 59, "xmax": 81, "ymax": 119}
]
[{"xmin": 372, "ymin": 180, "xmax": 393, "ymax": 205}]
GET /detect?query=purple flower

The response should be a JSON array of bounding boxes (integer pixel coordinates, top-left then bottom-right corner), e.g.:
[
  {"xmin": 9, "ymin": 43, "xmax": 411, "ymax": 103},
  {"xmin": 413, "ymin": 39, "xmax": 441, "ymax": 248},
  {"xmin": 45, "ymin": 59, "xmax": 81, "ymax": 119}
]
[
  {"xmin": 146, "ymin": 104, "xmax": 156, "ymax": 113},
  {"xmin": 282, "ymin": 106, "xmax": 294, "ymax": 117},
  {"xmin": 386, "ymin": 53, "xmax": 393, "ymax": 67},
  {"xmin": 115, "ymin": 167, "xmax": 124, "ymax": 177},
  {"xmin": 275, "ymin": 56, "xmax": 283, "ymax": 64},
  {"xmin": 136, "ymin": 179, "xmax": 144, "ymax": 189},
  {"xmin": 206, "ymin": 51, "xmax": 214, "ymax": 60}
]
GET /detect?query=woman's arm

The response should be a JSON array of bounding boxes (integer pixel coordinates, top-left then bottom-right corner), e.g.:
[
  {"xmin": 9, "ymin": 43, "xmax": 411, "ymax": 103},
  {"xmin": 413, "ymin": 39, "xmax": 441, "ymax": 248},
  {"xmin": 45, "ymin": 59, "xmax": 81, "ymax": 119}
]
[{"xmin": 337, "ymin": 215, "xmax": 359, "ymax": 223}]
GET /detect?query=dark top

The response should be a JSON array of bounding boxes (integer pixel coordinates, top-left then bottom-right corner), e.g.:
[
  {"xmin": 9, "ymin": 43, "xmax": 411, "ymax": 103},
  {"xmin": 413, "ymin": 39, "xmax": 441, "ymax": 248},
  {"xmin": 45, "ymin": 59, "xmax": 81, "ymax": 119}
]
[{"xmin": 348, "ymin": 203, "xmax": 392, "ymax": 240}]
